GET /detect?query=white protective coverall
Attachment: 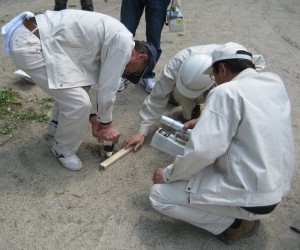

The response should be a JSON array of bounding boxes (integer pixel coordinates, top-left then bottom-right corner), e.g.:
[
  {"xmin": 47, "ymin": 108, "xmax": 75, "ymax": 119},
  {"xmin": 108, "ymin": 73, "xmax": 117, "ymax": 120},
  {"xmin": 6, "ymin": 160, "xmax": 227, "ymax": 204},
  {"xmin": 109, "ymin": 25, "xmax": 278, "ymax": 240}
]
[
  {"xmin": 150, "ymin": 68, "xmax": 295, "ymax": 235},
  {"xmin": 7, "ymin": 10, "xmax": 134, "ymax": 156},
  {"xmin": 139, "ymin": 44, "xmax": 221, "ymax": 136}
]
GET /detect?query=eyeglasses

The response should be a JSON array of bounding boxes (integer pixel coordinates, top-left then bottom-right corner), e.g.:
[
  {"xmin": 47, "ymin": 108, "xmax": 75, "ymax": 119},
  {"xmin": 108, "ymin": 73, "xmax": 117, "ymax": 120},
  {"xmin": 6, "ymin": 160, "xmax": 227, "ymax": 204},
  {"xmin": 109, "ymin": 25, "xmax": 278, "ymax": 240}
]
[{"xmin": 209, "ymin": 72, "xmax": 215, "ymax": 81}]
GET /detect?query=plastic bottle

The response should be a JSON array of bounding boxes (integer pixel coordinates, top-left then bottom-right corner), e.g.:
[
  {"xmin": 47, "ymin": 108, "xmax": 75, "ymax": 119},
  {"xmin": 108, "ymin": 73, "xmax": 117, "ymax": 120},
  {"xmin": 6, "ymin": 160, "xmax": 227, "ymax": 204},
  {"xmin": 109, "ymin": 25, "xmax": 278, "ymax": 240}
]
[{"xmin": 173, "ymin": 5, "xmax": 183, "ymax": 18}]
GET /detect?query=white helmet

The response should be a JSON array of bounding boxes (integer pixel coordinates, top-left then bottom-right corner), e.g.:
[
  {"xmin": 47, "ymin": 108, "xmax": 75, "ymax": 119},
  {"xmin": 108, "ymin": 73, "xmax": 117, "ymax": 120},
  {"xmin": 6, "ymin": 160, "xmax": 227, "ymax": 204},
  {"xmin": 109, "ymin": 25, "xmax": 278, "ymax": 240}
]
[{"xmin": 176, "ymin": 53, "xmax": 214, "ymax": 99}]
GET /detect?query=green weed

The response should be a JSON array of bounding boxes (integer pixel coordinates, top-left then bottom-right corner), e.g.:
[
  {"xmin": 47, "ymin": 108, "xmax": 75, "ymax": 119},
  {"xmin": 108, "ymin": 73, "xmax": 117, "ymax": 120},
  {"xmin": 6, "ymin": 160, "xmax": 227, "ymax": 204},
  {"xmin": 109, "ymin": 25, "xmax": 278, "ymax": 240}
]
[{"xmin": 0, "ymin": 87, "xmax": 53, "ymax": 134}]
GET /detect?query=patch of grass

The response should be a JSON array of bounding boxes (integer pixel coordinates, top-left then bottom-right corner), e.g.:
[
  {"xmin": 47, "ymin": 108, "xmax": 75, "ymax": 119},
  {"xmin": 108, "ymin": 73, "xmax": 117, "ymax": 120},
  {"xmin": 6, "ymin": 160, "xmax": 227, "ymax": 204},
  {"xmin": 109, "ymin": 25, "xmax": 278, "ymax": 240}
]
[
  {"xmin": 0, "ymin": 87, "xmax": 53, "ymax": 134},
  {"xmin": 0, "ymin": 87, "xmax": 20, "ymax": 103},
  {"xmin": 17, "ymin": 112, "xmax": 49, "ymax": 122}
]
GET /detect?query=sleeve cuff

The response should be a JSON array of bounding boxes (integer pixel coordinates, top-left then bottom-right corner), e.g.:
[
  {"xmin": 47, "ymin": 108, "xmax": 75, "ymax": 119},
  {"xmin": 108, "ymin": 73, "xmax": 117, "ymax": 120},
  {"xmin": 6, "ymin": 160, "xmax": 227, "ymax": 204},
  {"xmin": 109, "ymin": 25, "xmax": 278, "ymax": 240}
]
[
  {"xmin": 100, "ymin": 121, "xmax": 112, "ymax": 125},
  {"xmin": 162, "ymin": 164, "xmax": 173, "ymax": 183},
  {"xmin": 138, "ymin": 126, "xmax": 150, "ymax": 136}
]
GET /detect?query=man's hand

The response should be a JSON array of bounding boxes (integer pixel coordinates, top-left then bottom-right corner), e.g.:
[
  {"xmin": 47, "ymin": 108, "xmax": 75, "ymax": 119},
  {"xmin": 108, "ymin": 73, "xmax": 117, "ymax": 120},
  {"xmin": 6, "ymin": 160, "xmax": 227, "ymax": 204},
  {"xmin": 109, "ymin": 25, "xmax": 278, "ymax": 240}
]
[
  {"xmin": 90, "ymin": 116, "xmax": 120, "ymax": 142},
  {"xmin": 123, "ymin": 133, "xmax": 145, "ymax": 152},
  {"xmin": 183, "ymin": 119, "xmax": 197, "ymax": 131},
  {"xmin": 170, "ymin": 0, "xmax": 181, "ymax": 9},
  {"xmin": 152, "ymin": 168, "xmax": 165, "ymax": 184},
  {"xmin": 97, "ymin": 123, "xmax": 120, "ymax": 142},
  {"xmin": 90, "ymin": 115, "xmax": 101, "ymax": 138}
]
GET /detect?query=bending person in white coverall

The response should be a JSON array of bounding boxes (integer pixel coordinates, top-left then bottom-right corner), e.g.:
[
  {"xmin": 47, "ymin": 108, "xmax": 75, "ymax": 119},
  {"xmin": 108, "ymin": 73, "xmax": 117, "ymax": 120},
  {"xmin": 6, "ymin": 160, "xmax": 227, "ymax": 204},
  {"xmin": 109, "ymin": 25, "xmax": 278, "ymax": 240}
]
[
  {"xmin": 124, "ymin": 45, "xmax": 220, "ymax": 151},
  {"xmin": 150, "ymin": 42, "xmax": 295, "ymax": 245},
  {"xmin": 2, "ymin": 10, "xmax": 157, "ymax": 171}
]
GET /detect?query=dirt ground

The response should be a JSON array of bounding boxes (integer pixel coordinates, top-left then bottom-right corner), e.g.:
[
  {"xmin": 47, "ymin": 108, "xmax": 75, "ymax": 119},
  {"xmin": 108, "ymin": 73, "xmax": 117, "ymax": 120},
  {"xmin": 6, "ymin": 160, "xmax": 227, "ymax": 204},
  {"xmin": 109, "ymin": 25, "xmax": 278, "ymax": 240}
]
[{"xmin": 0, "ymin": 0, "xmax": 300, "ymax": 249}]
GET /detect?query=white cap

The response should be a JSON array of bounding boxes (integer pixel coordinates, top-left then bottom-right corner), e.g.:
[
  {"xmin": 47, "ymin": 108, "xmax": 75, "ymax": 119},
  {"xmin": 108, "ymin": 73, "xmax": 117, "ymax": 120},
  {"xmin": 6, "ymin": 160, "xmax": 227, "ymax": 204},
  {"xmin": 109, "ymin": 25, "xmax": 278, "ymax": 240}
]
[
  {"xmin": 204, "ymin": 42, "xmax": 266, "ymax": 74},
  {"xmin": 176, "ymin": 54, "xmax": 214, "ymax": 99},
  {"xmin": 212, "ymin": 42, "xmax": 251, "ymax": 62}
]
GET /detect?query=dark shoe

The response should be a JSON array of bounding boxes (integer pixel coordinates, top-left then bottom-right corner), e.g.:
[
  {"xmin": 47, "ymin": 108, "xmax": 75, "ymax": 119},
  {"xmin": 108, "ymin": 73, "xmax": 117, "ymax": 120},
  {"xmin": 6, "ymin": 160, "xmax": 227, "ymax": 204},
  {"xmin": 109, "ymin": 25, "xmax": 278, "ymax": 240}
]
[{"xmin": 216, "ymin": 220, "xmax": 260, "ymax": 245}]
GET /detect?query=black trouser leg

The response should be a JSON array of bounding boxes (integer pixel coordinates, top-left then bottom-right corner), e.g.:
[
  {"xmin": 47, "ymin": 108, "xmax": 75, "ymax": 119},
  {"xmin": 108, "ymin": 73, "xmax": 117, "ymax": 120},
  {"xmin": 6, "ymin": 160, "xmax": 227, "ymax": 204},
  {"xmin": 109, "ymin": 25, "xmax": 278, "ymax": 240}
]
[
  {"xmin": 54, "ymin": 0, "xmax": 67, "ymax": 10},
  {"xmin": 81, "ymin": 0, "xmax": 94, "ymax": 11}
]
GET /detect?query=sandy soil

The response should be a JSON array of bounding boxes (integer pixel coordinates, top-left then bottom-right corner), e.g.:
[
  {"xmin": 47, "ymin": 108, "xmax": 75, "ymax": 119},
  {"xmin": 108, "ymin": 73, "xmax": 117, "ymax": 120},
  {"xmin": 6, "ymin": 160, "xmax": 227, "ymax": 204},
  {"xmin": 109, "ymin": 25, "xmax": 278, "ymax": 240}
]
[{"xmin": 0, "ymin": 0, "xmax": 299, "ymax": 249}]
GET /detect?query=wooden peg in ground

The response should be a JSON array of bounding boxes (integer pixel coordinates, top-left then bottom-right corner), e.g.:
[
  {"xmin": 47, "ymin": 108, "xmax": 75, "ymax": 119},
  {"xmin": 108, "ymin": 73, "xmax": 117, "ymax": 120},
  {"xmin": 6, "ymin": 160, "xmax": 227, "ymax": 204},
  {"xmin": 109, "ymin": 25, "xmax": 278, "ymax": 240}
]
[{"xmin": 99, "ymin": 146, "xmax": 134, "ymax": 170}]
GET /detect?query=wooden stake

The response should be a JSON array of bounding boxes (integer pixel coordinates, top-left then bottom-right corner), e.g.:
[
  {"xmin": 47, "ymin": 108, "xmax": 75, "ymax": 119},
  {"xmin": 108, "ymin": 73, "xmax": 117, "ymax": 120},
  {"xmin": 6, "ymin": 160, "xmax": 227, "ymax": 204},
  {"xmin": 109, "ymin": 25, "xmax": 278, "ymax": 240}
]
[{"xmin": 99, "ymin": 146, "xmax": 133, "ymax": 169}]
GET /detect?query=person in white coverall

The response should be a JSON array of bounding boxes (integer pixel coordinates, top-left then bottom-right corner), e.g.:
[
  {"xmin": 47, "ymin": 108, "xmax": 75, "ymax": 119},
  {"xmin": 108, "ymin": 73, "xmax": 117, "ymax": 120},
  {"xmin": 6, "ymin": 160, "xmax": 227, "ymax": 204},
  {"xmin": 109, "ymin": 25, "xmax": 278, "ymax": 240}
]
[
  {"xmin": 2, "ymin": 10, "xmax": 157, "ymax": 171},
  {"xmin": 150, "ymin": 42, "xmax": 295, "ymax": 245},
  {"xmin": 124, "ymin": 45, "xmax": 220, "ymax": 151}
]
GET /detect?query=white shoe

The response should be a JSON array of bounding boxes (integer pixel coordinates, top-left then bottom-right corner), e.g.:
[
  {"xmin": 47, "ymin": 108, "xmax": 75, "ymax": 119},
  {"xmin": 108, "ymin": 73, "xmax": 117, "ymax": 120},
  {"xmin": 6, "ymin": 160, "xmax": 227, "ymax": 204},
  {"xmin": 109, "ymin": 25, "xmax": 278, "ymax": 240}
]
[
  {"xmin": 140, "ymin": 77, "xmax": 155, "ymax": 93},
  {"xmin": 48, "ymin": 120, "xmax": 58, "ymax": 137},
  {"xmin": 14, "ymin": 69, "xmax": 35, "ymax": 83},
  {"xmin": 118, "ymin": 77, "xmax": 129, "ymax": 92},
  {"xmin": 52, "ymin": 147, "xmax": 83, "ymax": 171}
]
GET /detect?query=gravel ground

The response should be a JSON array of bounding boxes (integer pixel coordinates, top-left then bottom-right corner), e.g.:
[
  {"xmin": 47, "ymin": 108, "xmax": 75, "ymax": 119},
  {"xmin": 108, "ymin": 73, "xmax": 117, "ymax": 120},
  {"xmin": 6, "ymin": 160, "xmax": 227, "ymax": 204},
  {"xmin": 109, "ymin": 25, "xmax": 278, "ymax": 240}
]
[{"xmin": 0, "ymin": 0, "xmax": 299, "ymax": 249}]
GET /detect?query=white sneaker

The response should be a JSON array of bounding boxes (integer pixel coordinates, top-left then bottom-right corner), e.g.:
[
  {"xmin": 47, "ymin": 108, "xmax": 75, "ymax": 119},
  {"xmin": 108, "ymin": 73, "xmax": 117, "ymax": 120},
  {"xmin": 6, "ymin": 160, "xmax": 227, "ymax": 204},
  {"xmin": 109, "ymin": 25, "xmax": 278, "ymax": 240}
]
[
  {"xmin": 14, "ymin": 69, "xmax": 35, "ymax": 83},
  {"xmin": 118, "ymin": 77, "xmax": 129, "ymax": 92},
  {"xmin": 140, "ymin": 77, "xmax": 155, "ymax": 93},
  {"xmin": 48, "ymin": 120, "xmax": 58, "ymax": 137},
  {"xmin": 52, "ymin": 147, "xmax": 83, "ymax": 171}
]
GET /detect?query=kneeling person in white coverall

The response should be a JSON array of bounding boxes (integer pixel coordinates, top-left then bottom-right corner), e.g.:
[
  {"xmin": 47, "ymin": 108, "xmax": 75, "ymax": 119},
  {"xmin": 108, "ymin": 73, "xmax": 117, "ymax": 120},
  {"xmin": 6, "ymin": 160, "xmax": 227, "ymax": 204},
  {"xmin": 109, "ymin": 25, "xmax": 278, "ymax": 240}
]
[
  {"xmin": 124, "ymin": 45, "xmax": 220, "ymax": 151},
  {"xmin": 150, "ymin": 42, "xmax": 295, "ymax": 244},
  {"xmin": 2, "ymin": 10, "xmax": 157, "ymax": 171}
]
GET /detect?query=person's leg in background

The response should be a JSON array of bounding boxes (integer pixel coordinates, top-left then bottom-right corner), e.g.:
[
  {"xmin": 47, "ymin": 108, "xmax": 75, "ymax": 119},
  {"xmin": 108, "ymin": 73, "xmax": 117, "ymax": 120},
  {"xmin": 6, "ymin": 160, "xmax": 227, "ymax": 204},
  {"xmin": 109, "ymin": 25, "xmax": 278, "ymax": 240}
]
[
  {"xmin": 141, "ymin": 0, "xmax": 171, "ymax": 92},
  {"xmin": 145, "ymin": 0, "xmax": 171, "ymax": 66},
  {"xmin": 54, "ymin": 0, "xmax": 68, "ymax": 10},
  {"xmin": 118, "ymin": 0, "xmax": 145, "ymax": 92},
  {"xmin": 121, "ymin": 0, "xmax": 145, "ymax": 38},
  {"xmin": 81, "ymin": 0, "xmax": 94, "ymax": 11}
]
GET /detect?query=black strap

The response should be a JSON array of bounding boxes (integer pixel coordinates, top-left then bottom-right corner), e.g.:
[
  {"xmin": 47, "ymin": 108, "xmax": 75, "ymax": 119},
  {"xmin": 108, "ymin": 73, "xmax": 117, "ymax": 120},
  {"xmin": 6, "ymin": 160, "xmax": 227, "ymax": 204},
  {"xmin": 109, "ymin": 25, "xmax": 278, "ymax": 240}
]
[{"xmin": 241, "ymin": 203, "xmax": 278, "ymax": 214}]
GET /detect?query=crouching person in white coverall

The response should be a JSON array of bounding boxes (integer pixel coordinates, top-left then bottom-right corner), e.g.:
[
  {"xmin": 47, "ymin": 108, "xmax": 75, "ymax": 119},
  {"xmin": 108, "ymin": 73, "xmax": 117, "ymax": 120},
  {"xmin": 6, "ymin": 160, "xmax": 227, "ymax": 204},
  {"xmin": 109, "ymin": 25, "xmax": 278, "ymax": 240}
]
[
  {"xmin": 124, "ymin": 45, "xmax": 220, "ymax": 151},
  {"xmin": 150, "ymin": 42, "xmax": 295, "ymax": 245},
  {"xmin": 2, "ymin": 10, "xmax": 156, "ymax": 171}
]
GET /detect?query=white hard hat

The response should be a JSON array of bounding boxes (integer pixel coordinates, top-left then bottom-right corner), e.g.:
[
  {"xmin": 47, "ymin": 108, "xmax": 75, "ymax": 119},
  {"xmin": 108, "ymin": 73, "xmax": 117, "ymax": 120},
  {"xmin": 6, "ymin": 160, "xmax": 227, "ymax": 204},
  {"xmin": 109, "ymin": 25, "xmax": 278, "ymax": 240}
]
[{"xmin": 176, "ymin": 53, "xmax": 214, "ymax": 99}]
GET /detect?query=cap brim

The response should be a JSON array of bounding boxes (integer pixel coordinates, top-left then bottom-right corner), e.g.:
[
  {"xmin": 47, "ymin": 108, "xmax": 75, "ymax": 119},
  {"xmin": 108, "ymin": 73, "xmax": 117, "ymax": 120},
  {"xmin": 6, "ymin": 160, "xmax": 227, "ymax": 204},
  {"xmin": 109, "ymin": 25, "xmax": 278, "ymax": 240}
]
[{"xmin": 203, "ymin": 65, "xmax": 213, "ymax": 75}]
